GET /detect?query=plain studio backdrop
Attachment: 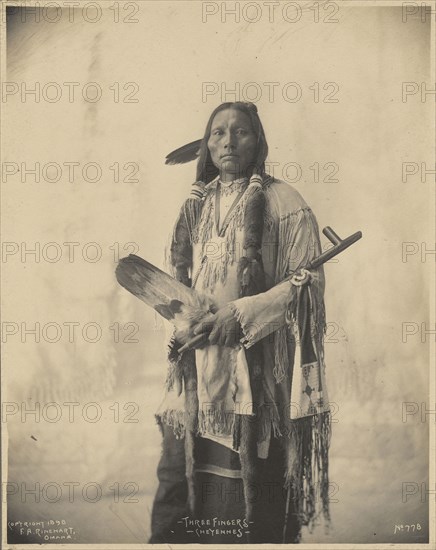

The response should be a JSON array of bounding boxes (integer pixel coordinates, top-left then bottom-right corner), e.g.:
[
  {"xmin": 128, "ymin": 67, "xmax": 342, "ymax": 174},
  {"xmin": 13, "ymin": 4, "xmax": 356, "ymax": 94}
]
[{"xmin": 3, "ymin": 2, "xmax": 433, "ymax": 545}]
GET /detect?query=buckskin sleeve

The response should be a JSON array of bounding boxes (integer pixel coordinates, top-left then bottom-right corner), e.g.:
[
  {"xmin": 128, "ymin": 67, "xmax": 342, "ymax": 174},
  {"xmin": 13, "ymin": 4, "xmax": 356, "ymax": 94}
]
[
  {"xmin": 229, "ymin": 205, "xmax": 325, "ymax": 348},
  {"xmin": 229, "ymin": 279, "xmax": 293, "ymax": 347}
]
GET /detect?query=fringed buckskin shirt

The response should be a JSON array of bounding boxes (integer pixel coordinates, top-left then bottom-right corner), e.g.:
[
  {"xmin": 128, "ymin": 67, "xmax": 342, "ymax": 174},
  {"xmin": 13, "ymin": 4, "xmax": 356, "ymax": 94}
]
[{"xmin": 157, "ymin": 175, "xmax": 329, "ymax": 456}]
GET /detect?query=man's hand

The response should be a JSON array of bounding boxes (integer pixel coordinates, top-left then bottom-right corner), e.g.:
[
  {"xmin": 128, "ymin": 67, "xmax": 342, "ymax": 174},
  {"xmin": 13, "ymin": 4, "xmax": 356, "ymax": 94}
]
[{"xmin": 192, "ymin": 304, "xmax": 242, "ymax": 347}]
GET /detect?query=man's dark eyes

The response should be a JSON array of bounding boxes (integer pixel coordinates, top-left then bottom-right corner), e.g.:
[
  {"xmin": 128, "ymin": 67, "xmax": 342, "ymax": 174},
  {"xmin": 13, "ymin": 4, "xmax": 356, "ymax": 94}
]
[{"xmin": 212, "ymin": 128, "xmax": 249, "ymax": 136}]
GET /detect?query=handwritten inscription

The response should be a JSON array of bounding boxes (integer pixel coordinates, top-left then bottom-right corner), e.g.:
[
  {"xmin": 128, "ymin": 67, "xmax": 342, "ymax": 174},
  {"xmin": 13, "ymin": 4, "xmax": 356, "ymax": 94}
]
[
  {"xmin": 8, "ymin": 519, "xmax": 76, "ymax": 541},
  {"xmin": 394, "ymin": 523, "xmax": 422, "ymax": 534},
  {"xmin": 178, "ymin": 516, "xmax": 250, "ymax": 538}
]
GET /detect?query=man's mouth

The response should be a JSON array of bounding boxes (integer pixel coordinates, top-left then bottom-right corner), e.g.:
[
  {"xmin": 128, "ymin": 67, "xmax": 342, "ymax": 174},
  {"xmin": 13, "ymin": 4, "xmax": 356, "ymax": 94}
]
[{"xmin": 220, "ymin": 154, "xmax": 239, "ymax": 159}]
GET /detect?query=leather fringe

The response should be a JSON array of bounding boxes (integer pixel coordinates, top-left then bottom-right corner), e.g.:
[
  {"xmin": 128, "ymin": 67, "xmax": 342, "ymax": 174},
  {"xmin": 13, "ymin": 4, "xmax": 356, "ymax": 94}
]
[{"xmin": 284, "ymin": 411, "xmax": 332, "ymax": 529}]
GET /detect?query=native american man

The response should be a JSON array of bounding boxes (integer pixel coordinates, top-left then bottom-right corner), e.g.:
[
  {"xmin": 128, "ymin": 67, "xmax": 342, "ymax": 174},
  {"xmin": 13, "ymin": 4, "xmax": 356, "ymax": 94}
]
[{"xmin": 150, "ymin": 102, "xmax": 331, "ymax": 544}]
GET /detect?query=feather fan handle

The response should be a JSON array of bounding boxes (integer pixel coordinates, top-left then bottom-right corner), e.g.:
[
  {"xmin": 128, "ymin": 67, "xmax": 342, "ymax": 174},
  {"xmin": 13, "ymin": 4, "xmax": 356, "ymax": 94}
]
[{"xmin": 165, "ymin": 139, "xmax": 202, "ymax": 165}]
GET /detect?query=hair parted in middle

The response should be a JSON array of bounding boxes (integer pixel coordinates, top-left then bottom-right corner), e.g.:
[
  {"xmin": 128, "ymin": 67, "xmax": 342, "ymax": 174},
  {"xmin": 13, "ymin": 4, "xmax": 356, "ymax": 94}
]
[{"xmin": 196, "ymin": 101, "xmax": 269, "ymax": 184}]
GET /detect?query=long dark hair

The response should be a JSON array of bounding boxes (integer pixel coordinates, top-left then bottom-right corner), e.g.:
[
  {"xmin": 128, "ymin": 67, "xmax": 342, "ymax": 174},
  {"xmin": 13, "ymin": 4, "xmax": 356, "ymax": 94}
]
[{"xmin": 196, "ymin": 102, "xmax": 269, "ymax": 184}]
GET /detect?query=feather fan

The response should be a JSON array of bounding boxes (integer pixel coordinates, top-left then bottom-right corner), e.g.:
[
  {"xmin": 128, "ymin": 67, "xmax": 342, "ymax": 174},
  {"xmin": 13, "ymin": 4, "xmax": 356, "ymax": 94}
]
[{"xmin": 116, "ymin": 254, "xmax": 213, "ymax": 344}]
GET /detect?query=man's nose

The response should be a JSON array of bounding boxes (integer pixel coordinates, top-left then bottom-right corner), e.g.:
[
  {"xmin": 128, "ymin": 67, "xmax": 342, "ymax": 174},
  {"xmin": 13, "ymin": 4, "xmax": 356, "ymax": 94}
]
[{"xmin": 223, "ymin": 132, "xmax": 236, "ymax": 149}]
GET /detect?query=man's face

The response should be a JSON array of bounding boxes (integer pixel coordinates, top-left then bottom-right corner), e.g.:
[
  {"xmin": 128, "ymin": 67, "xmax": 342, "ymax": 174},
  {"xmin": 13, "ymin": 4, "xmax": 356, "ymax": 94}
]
[{"xmin": 207, "ymin": 108, "xmax": 257, "ymax": 182}]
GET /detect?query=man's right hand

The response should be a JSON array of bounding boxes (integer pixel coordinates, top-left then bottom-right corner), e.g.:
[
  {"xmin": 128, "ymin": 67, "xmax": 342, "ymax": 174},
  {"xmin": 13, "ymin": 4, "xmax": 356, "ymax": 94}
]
[{"xmin": 178, "ymin": 305, "xmax": 243, "ymax": 352}]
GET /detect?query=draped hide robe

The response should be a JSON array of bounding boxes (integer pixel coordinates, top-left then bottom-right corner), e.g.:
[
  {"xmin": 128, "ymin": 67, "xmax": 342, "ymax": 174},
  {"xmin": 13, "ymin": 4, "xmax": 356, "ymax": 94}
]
[{"xmin": 155, "ymin": 175, "xmax": 331, "ymax": 542}]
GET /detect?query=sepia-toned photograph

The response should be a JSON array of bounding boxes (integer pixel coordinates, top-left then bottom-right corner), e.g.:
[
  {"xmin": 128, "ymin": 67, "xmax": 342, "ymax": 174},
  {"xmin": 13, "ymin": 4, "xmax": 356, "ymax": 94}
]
[{"xmin": 1, "ymin": 1, "xmax": 434, "ymax": 548}]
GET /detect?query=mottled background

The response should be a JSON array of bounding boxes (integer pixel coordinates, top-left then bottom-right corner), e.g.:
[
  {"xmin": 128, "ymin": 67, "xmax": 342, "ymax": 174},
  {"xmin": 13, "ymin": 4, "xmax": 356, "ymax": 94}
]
[{"xmin": 3, "ymin": 2, "xmax": 432, "ymax": 545}]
